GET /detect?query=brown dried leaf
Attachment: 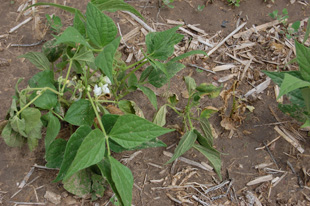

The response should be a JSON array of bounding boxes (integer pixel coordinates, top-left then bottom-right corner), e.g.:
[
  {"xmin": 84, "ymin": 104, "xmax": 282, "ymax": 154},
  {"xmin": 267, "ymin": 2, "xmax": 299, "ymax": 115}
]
[
  {"xmin": 220, "ymin": 117, "xmax": 236, "ymax": 130},
  {"xmin": 106, "ymin": 105, "xmax": 124, "ymax": 115}
]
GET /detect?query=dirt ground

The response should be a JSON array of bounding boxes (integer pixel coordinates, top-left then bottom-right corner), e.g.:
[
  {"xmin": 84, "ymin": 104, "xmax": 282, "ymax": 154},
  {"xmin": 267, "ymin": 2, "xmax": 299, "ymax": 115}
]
[{"xmin": 1, "ymin": 0, "xmax": 310, "ymax": 205}]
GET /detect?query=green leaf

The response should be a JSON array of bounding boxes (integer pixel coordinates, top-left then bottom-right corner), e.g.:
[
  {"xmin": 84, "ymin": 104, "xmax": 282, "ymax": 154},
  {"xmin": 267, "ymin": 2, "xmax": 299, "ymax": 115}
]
[
  {"xmin": 54, "ymin": 126, "xmax": 92, "ymax": 182},
  {"xmin": 86, "ymin": 2, "xmax": 117, "ymax": 47},
  {"xmin": 196, "ymin": 83, "xmax": 222, "ymax": 98},
  {"xmin": 21, "ymin": 107, "xmax": 42, "ymax": 136},
  {"xmin": 110, "ymin": 157, "xmax": 133, "ymax": 206},
  {"xmin": 28, "ymin": 70, "xmax": 57, "ymax": 110},
  {"xmin": 117, "ymin": 100, "xmax": 144, "ymax": 118},
  {"xmin": 170, "ymin": 50, "xmax": 207, "ymax": 62},
  {"xmin": 21, "ymin": 108, "xmax": 43, "ymax": 151},
  {"xmin": 166, "ymin": 130, "xmax": 197, "ymax": 164},
  {"xmin": 184, "ymin": 76, "xmax": 196, "ymax": 94},
  {"xmin": 278, "ymin": 74, "xmax": 310, "ymax": 98},
  {"xmin": 64, "ymin": 129, "xmax": 106, "ymax": 180},
  {"xmin": 73, "ymin": 11, "xmax": 86, "ymax": 36},
  {"xmin": 91, "ymin": 0, "xmax": 144, "ymax": 19},
  {"xmin": 54, "ymin": 27, "xmax": 91, "ymax": 48},
  {"xmin": 109, "ymin": 137, "xmax": 166, "ymax": 153},
  {"xmin": 148, "ymin": 59, "xmax": 168, "ymax": 76},
  {"xmin": 9, "ymin": 99, "xmax": 17, "ymax": 118},
  {"xmin": 63, "ymin": 169, "xmax": 92, "ymax": 197},
  {"xmin": 278, "ymin": 103, "xmax": 307, "ymax": 122},
  {"xmin": 43, "ymin": 112, "xmax": 60, "ymax": 150},
  {"xmin": 118, "ymin": 100, "xmax": 135, "ymax": 114},
  {"xmin": 199, "ymin": 116, "xmax": 214, "ymax": 143},
  {"xmin": 291, "ymin": 21, "xmax": 300, "ymax": 32},
  {"xmin": 200, "ymin": 107, "xmax": 218, "ymax": 119},
  {"xmin": 146, "ymin": 26, "xmax": 183, "ymax": 60},
  {"xmin": 263, "ymin": 70, "xmax": 302, "ymax": 86},
  {"xmin": 1, "ymin": 123, "xmax": 25, "ymax": 147},
  {"xmin": 139, "ymin": 66, "xmax": 153, "ymax": 83},
  {"xmin": 128, "ymin": 73, "xmax": 138, "ymax": 89},
  {"xmin": 10, "ymin": 116, "xmax": 27, "ymax": 137},
  {"xmin": 302, "ymin": 87, "xmax": 310, "ymax": 113},
  {"xmin": 302, "ymin": 118, "xmax": 310, "ymax": 128},
  {"xmin": 27, "ymin": 3, "xmax": 84, "ymax": 19},
  {"xmin": 73, "ymin": 47, "xmax": 95, "ymax": 63},
  {"xmin": 148, "ymin": 62, "xmax": 185, "ymax": 88},
  {"xmin": 303, "ymin": 17, "xmax": 310, "ymax": 44},
  {"xmin": 46, "ymin": 138, "xmax": 67, "ymax": 168},
  {"xmin": 91, "ymin": 173, "xmax": 105, "ymax": 199},
  {"xmin": 168, "ymin": 93, "xmax": 179, "ymax": 106},
  {"xmin": 153, "ymin": 105, "xmax": 167, "ymax": 127},
  {"xmin": 194, "ymin": 129, "xmax": 212, "ymax": 149},
  {"xmin": 101, "ymin": 114, "xmax": 120, "ymax": 134},
  {"xmin": 109, "ymin": 114, "xmax": 173, "ymax": 149},
  {"xmin": 64, "ymin": 99, "xmax": 96, "ymax": 127},
  {"xmin": 19, "ymin": 52, "xmax": 50, "ymax": 70},
  {"xmin": 193, "ymin": 143, "xmax": 222, "ymax": 180},
  {"xmin": 97, "ymin": 160, "xmax": 121, "ymax": 205},
  {"xmin": 264, "ymin": 70, "xmax": 305, "ymax": 107},
  {"xmin": 95, "ymin": 37, "xmax": 121, "ymax": 84},
  {"xmin": 42, "ymin": 39, "xmax": 66, "ymax": 62},
  {"xmin": 296, "ymin": 40, "xmax": 310, "ymax": 81},
  {"xmin": 137, "ymin": 85, "xmax": 157, "ymax": 109}
]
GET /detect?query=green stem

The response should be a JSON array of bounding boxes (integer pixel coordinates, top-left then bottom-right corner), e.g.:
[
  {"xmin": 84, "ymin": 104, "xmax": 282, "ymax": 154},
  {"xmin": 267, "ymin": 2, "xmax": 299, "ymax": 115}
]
[
  {"xmin": 51, "ymin": 110, "xmax": 64, "ymax": 120},
  {"xmin": 124, "ymin": 57, "xmax": 147, "ymax": 71},
  {"xmin": 187, "ymin": 113, "xmax": 194, "ymax": 130},
  {"xmin": 16, "ymin": 91, "xmax": 44, "ymax": 116},
  {"xmin": 120, "ymin": 61, "xmax": 148, "ymax": 86},
  {"xmin": 87, "ymin": 92, "xmax": 111, "ymax": 155},
  {"xmin": 97, "ymin": 100, "xmax": 116, "ymax": 103},
  {"xmin": 61, "ymin": 59, "xmax": 73, "ymax": 94},
  {"xmin": 25, "ymin": 87, "xmax": 62, "ymax": 95},
  {"xmin": 166, "ymin": 104, "xmax": 183, "ymax": 116},
  {"xmin": 184, "ymin": 94, "xmax": 194, "ymax": 130}
]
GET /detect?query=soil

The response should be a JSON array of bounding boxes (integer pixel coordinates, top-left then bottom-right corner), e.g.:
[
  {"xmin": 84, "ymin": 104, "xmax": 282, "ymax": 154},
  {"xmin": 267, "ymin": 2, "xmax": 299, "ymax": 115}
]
[{"xmin": 1, "ymin": 0, "xmax": 310, "ymax": 205}]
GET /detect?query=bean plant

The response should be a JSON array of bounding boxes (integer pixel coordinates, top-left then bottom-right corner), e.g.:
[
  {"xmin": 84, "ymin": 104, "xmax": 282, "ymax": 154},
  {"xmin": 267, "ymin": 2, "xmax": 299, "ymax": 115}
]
[
  {"xmin": 264, "ymin": 18, "xmax": 310, "ymax": 128},
  {"xmin": 0, "ymin": 0, "xmax": 221, "ymax": 205},
  {"xmin": 154, "ymin": 76, "xmax": 222, "ymax": 179}
]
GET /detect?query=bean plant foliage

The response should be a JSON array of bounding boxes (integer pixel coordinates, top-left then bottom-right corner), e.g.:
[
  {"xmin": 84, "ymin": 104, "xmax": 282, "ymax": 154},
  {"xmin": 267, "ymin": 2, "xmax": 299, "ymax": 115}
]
[
  {"xmin": 264, "ymin": 20, "xmax": 310, "ymax": 128},
  {"xmin": 0, "ymin": 0, "xmax": 222, "ymax": 205}
]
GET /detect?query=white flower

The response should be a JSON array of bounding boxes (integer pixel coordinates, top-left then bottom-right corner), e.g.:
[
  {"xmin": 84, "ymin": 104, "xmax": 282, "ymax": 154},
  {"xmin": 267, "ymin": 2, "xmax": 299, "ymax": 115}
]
[
  {"xmin": 93, "ymin": 84, "xmax": 102, "ymax": 96},
  {"xmin": 102, "ymin": 76, "xmax": 112, "ymax": 85},
  {"xmin": 101, "ymin": 84, "xmax": 110, "ymax": 94}
]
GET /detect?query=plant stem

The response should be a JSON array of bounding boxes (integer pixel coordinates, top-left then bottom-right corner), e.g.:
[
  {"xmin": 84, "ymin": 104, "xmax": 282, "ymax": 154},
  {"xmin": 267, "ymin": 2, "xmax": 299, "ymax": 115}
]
[
  {"xmin": 16, "ymin": 91, "xmax": 44, "ymax": 116},
  {"xmin": 97, "ymin": 100, "xmax": 116, "ymax": 103},
  {"xmin": 120, "ymin": 61, "xmax": 148, "ymax": 87},
  {"xmin": 166, "ymin": 104, "xmax": 183, "ymax": 116},
  {"xmin": 86, "ymin": 92, "xmax": 111, "ymax": 155},
  {"xmin": 61, "ymin": 59, "xmax": 73, "ymax": 94},
  {"xmin": 25, "ymin": 87, "xmax": 62, "ymax": 95},
  {"xmin": 124, "ymin": 57, "xmax": 147, "ymax": 71},
  {"xmin": 51, "ymin": 110, "xmax": 64, "ymax": 120}
]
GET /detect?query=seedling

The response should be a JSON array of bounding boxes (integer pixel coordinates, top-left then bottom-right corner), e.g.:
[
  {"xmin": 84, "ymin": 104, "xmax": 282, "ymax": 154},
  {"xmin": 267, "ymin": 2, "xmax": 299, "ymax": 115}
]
[
  {"xmin": 227, "ymin": 0, "xmax": 241, "ymax": 7},
  {"xmin": 154, "ymin": 76, "xmax": 222, "ymax": 179},
  {"xmin": 269, "ymin": 8, "xmax": 301, "ymax": 39},
  {"xmin": 162, "ymin": 0, "xmax": 174, "ymax": 8}
]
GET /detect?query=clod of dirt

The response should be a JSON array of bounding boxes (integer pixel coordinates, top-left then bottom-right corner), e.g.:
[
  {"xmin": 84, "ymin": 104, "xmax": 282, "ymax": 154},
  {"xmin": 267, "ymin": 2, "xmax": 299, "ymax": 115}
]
[
  {"xmin": 44, "ymin": 191, "xmax": 61, "ymax": 205},
  {"xmin": 63, "ymin": 196, "xmax": 78, "ymax": 205}
]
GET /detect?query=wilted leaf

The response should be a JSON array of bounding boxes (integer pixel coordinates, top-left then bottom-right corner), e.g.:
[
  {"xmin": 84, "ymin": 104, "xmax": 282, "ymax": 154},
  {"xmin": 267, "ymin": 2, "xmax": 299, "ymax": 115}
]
[
  {"xmin": 153, "ymin": 105, "xmax": 167, "ymax": 127},
  {"xmin": 19, "ymin": 52, "xmax": 50, "ymax": 70}
]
